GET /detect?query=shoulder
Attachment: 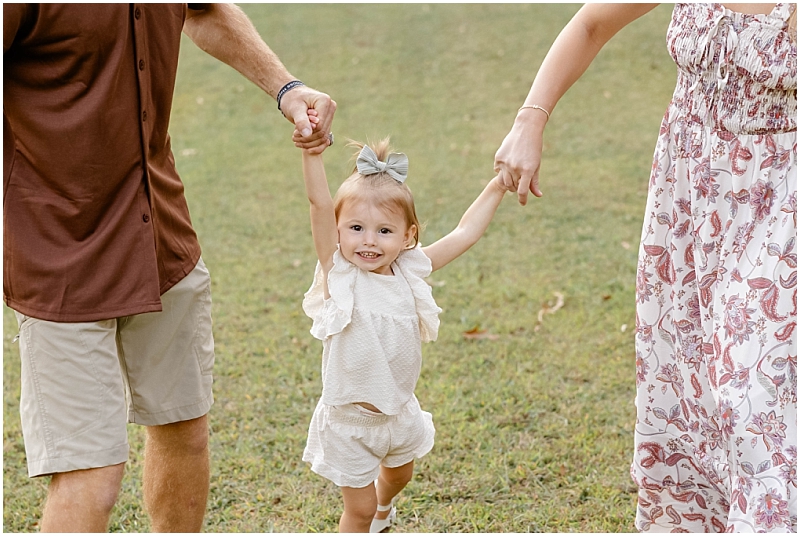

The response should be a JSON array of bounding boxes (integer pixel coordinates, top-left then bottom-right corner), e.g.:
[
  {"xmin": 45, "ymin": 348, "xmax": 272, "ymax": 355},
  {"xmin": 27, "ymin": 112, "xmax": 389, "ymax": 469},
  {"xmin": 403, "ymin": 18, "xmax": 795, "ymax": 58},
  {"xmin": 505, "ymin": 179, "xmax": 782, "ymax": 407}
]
[{"xmin": 396, "ymin": 245, "xmax": 433, "ymax": 275}]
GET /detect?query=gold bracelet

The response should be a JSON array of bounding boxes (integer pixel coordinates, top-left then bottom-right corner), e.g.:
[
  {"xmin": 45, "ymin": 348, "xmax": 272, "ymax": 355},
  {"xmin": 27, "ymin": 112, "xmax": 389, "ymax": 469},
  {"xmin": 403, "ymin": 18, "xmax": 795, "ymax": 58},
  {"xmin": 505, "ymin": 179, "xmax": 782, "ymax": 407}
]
[{"xmin": 518, "ymin": 104, "xmax": 550, "ymax": 120}]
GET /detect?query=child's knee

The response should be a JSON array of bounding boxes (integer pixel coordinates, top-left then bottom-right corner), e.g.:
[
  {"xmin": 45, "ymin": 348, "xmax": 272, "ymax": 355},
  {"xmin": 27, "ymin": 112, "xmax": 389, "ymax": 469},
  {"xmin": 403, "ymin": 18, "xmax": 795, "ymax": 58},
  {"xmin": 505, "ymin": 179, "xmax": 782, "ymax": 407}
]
[
  {"xmin": 344, "ymin": 501, "xmax": 377, "ymax": 523},
  {"xmin": 341, "ymin": 485, "xmax": 378, "ymax": 522},
  {"xmin": 381, "ymin": 464, "xmax": 414, "ymax": 487}
]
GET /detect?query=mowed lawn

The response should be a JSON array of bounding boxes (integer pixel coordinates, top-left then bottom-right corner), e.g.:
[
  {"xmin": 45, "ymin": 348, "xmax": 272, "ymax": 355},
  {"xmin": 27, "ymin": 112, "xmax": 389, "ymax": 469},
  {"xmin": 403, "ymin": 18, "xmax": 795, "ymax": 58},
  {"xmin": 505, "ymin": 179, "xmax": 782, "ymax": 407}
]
[{"xmin": 3, "ymin": 4, "xmax": 677, "ymax": 532}]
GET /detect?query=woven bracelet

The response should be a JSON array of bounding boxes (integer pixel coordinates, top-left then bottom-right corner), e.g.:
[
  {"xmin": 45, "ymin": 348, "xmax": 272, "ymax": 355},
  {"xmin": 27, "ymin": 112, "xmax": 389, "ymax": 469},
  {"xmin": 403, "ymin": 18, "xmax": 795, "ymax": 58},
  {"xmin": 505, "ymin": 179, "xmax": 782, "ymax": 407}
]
[{"xmin": 277, "ymin": 80, "xmax": 305, "ymax": 112}]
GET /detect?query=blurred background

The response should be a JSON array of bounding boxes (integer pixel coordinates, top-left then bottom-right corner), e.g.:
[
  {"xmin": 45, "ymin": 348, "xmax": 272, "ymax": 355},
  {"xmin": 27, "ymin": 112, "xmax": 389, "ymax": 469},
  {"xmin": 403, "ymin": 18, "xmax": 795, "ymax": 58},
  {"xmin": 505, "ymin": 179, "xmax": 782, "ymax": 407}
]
[{"xmin": 4, "ymin": 4, "xmax": 676, "ymax": 532}]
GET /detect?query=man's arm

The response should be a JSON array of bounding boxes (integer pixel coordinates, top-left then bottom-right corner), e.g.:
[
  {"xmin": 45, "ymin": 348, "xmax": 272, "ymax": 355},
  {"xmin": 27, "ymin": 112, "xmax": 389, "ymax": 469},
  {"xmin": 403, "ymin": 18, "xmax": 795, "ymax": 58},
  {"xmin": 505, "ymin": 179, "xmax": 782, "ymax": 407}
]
[{"xmin": 183, "ymin": 4, "xmax": 335, "ymax": 153}]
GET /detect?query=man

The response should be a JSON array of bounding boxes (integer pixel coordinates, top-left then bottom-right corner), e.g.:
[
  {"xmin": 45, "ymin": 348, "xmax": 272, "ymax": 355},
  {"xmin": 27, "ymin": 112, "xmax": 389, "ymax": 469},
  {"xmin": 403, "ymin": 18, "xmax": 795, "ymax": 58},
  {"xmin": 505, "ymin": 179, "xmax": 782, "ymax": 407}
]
[{"xmin": 3, "ymin": 4, "xmax": 335, "ymax": 531}]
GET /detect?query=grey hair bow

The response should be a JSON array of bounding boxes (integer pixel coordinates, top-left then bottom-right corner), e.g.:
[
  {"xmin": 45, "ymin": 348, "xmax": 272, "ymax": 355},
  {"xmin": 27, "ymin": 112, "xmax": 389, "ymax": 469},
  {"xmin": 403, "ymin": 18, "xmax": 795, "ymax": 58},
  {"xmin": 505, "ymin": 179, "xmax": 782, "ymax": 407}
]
[{"xmin": 356, "ymin": 145, "xmax": 409, "ymax": 183}]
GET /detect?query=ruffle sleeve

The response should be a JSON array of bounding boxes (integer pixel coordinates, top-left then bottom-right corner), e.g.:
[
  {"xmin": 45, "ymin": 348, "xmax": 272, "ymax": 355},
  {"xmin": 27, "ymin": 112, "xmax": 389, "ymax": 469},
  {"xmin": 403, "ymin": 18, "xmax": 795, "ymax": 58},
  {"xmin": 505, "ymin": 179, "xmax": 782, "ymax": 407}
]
[
  {"xmin": 393, "ymin": 245, "xmax": 442, "ymax": 342},
  {"xmin": 302, "ymin": 248, "xmax": 357, "ymax": 340}
]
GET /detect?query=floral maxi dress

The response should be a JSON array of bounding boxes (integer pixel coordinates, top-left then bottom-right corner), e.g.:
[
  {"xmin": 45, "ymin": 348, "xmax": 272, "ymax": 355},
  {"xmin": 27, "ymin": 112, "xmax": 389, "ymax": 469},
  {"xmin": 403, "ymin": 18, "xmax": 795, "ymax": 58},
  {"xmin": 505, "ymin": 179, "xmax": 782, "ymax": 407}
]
[{"xmin": 632, "ymin": 3, "xmax": 797, "ymax": 532}]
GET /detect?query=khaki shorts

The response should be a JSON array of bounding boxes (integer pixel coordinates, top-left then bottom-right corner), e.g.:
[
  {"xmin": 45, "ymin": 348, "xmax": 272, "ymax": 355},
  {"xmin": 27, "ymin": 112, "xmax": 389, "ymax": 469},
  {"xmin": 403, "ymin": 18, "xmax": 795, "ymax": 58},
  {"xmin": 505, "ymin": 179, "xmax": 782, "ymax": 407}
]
[
  {"xmin": 14, "ymin": 258, "xmax": 215, "ymax": 477},
  {"xmin": 302, "ymin": 395, "xmax": 435, "ymax": 488}
]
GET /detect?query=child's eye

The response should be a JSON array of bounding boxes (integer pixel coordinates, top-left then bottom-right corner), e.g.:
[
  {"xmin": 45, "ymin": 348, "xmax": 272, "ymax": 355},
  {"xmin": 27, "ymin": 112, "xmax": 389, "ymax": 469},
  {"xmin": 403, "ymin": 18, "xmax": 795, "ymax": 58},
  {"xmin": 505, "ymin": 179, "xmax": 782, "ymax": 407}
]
[
  {"xmin": 351, "ymin": 225, "xmax": 362, "ymax": 231},
  {"xmin": 379, "ymin": 228, "xmax": 392, "ymax": 234}
]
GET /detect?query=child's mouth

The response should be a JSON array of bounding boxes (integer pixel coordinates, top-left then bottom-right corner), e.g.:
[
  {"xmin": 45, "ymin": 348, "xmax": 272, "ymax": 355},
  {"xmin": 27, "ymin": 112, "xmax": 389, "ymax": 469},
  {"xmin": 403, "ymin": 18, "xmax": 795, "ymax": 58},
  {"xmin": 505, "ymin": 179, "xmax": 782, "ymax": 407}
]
[{"xmin": 358, "ymin": 252, "xmax": 380, "ymax": 259}]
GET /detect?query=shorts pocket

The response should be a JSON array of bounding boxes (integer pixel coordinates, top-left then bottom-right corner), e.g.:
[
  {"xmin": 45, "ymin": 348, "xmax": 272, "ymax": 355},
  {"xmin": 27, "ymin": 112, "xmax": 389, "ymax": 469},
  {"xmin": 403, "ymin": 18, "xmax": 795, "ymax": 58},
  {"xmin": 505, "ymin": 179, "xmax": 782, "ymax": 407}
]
[
  {"xmin": 191, "ymin": 261, "xmax": 215, "ymax": 376},
  {"xmin": 15, "ymin": 311, "xmax": 39, "ymax": 331}
]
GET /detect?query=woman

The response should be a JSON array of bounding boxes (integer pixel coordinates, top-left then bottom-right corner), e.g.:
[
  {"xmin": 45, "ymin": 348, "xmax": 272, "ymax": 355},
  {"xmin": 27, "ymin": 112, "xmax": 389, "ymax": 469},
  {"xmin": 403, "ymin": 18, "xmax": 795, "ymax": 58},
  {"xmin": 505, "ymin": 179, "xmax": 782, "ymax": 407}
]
[{"xmin": 495, "ymin": 4, "xmax": 796, "ymax": 532}]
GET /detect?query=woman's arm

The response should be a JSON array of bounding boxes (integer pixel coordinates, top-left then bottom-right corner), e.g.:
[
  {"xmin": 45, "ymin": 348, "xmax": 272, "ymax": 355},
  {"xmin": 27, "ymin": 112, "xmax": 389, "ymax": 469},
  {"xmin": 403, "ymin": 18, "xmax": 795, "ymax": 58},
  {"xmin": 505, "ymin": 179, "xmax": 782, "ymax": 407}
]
[
  {"xmin": 302, "ymin": 151, "xmax": 339, "ymax": 273},
  {"xmin": 422, "ymin": 176, "xmax": 509, "ymax": 272},
  {"xmin": 494, "ymin": 3, "xmax": 659, "ymax": 205}
]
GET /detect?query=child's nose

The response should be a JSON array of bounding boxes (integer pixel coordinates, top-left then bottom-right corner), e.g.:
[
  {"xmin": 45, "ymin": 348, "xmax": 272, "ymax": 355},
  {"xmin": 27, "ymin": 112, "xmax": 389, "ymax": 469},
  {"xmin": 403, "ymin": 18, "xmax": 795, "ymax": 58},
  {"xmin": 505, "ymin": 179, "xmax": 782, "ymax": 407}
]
[{"xmin": 363, "ymin": 231, "xmax": 377, "ymax": 245}]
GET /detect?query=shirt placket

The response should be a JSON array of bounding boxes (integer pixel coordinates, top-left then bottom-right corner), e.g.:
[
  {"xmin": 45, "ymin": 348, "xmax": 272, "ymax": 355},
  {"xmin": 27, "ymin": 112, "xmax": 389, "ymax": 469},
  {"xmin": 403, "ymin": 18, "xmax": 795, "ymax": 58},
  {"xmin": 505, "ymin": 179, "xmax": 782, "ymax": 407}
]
[{"xmin": 132, "ymin": 3, "xmax": 154, "ymax": 227}]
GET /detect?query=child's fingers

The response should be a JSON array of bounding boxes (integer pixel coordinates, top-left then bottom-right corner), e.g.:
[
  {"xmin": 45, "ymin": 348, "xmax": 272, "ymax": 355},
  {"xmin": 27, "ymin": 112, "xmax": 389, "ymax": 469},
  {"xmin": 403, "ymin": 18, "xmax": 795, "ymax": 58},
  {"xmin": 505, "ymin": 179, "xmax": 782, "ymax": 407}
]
[
  {"xmin": 292, "ymin": 109, "xmax": 326, "ymax": 150},
  {"xmin": 498, "ymin": 169, "xmax": 519, "ymax": 193},
  {"xmin": 292, "ymin": 128, "xmax": 329, "ymax": 148}
]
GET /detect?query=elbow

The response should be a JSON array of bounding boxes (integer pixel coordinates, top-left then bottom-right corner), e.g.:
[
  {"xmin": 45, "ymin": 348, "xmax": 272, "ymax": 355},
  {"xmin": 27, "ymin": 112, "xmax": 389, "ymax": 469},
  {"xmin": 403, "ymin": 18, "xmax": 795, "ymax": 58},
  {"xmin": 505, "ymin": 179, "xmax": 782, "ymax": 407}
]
[
  {"xmin": 573, "ymin": 3, "xmax": 650, "ymax": 48},
  {"xmin": 456, "ymin": 227, "xmax": 482, "ymax": 251},
  {"xmin": 308, "ymin": 197, "xmax": 334, "ymax": 212},
  {"xmin": 574, "ymin": 16, "xmax": 607, "ymax": 50}
]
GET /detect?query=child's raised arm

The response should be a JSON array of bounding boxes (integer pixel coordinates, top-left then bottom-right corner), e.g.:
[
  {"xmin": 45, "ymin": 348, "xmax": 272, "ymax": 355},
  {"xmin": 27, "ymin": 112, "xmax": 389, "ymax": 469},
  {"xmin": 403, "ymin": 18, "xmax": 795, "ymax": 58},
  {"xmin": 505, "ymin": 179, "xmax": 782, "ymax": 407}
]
[
  {"xmin": 302, "ymin": 150, "xmax": 338, "ymax": 273},
  {"xmin": 422, "ymin": 175, "xmax": 510, "ymax": 272}
]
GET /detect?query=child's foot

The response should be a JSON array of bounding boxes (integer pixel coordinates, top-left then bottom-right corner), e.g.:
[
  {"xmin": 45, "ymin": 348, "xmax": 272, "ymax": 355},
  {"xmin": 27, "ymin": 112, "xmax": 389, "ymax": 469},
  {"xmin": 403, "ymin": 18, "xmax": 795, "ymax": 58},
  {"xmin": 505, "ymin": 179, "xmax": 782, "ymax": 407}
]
[{"xmin": 370, "ymin": 505, "xmax": 396, "ymax": 533}]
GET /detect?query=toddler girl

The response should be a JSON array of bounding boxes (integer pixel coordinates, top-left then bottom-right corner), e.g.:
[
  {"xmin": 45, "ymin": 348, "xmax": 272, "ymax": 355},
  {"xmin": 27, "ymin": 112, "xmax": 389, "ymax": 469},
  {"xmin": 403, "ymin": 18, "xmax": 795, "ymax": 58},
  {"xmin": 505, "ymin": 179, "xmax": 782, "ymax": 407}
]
[{"xmin": 297, "ymin": 126, "xmax": 509, "ymax": 532}]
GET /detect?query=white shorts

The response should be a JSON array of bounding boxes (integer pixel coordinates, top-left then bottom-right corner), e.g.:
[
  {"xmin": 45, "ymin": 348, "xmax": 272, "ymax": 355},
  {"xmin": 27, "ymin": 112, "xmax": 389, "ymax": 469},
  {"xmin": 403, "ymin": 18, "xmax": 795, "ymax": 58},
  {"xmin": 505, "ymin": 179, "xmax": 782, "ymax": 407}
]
[{"xmin": 302, "ymin": 395, "xmax": 435, "ymax": 488}]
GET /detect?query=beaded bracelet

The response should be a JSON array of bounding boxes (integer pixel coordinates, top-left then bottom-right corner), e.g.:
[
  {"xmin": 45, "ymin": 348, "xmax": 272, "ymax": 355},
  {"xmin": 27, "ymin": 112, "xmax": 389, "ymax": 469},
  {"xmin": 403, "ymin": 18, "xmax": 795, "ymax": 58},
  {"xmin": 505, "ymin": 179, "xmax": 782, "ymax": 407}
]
[
  {"xmin": 518, "ymin": 104, "xmax": 551, "ymax": 120},
  {"xmin": 277, "ymin": 80, "xmax": 305, "ymax": 112}
]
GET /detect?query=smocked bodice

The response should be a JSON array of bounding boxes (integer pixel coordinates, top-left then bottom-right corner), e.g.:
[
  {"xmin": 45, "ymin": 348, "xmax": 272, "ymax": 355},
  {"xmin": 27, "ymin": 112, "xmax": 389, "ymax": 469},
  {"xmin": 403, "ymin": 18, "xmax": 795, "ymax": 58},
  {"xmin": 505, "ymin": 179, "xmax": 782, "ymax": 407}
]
[
  {"xmin": 302, "ymin": 245, "xmax": 441, "ymax": 415},
  {"xmin": 666, "ymin": 3, "xmax": 796, "ymax": 135}
]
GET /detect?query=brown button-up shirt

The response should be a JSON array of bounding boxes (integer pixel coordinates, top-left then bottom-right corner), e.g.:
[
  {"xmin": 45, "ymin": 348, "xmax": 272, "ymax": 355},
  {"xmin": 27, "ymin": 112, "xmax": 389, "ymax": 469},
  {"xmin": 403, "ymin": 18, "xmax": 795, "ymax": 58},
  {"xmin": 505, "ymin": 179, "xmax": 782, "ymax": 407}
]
[{"xmin": 4, "ymin": 4, "xmax": 203, "ymax": 322}]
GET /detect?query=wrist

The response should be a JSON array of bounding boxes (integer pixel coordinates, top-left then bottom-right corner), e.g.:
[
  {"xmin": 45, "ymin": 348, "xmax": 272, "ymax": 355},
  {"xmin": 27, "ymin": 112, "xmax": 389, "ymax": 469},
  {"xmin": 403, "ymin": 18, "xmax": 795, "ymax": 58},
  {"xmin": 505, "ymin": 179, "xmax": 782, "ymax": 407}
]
[
  {"xmin": 277, "ymin": 80, "xmax": 305, "ymax": 114},
  {"xmin": 489, "ymin": 176, "xmax": 507, "ymax": 194},
  {"xmin": 515, "ymin": 107, "xmax": 550, "ymax": 129},
  {"xmin": 518, "ymin": 104, "xmax": 550, "ymax": 120}
]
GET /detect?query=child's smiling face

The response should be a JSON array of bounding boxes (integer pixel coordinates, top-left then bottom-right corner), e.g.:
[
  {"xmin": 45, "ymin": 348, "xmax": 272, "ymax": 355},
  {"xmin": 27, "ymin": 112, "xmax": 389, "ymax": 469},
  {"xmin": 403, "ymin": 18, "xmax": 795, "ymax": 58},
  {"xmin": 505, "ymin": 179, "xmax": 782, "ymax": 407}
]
[{"xmin": 337, "ymin": 199, "xmax": 416, "ymax": 275}]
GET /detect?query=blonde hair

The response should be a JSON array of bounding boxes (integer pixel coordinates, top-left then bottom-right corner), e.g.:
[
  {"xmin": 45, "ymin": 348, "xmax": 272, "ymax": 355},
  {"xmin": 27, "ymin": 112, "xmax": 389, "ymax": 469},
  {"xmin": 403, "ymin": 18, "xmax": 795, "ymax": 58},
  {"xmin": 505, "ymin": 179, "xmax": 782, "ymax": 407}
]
[{"xmin": 333, "ymin": 138, "xmax": 421, "ymax": 247}]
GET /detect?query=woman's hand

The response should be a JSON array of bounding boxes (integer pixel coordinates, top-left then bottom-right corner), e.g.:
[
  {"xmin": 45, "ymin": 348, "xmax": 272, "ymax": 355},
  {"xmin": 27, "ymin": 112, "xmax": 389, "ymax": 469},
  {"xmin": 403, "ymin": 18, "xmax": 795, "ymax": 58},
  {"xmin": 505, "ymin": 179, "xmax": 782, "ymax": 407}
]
[
  {"xmin": 493, "ymin": 4, "xmax": 658, "ymax": 207},
  {"xmin": 494, "ymin": 109, "xmax": 547, "ymax": 206}
]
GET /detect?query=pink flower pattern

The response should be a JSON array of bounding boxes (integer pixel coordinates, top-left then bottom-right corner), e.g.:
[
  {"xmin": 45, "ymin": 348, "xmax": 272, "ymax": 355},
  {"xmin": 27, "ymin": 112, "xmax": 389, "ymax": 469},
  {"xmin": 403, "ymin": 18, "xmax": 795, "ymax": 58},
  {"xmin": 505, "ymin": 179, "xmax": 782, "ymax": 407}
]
[{"xmin": 631, "ymin": 4, "xmax": 797, "ymax": 532}]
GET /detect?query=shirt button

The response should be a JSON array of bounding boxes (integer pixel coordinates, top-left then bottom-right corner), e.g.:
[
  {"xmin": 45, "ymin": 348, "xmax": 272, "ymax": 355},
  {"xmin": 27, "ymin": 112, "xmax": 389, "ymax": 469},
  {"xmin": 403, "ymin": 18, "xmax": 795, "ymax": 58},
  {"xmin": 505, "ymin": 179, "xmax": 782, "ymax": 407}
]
[
  {"xmin": 142, "ymin": 214, "xmax": 150, "ymax": 223},
  {"xmin": 134, "ymin": 7, "xmax": 141, "ymax": 19},
  {"xmin": 138, "ymin": 59, "xmax": 145, "ymax": 71},
  {"xmin": 142, "ymin": 110, "xmax": 147, "ymax": 122}
]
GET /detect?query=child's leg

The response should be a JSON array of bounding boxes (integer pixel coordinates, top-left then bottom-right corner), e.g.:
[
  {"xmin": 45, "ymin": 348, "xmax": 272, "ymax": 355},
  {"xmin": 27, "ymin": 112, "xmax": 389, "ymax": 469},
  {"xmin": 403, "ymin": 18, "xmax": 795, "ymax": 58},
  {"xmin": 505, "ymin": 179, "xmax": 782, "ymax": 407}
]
[
  {"xmin": 374, "ymin": 460, "xmax": 414, "ymax": 520},
  {"xmin": 340, "ymin": 484, "xmax": 377, "ymax": 533}
]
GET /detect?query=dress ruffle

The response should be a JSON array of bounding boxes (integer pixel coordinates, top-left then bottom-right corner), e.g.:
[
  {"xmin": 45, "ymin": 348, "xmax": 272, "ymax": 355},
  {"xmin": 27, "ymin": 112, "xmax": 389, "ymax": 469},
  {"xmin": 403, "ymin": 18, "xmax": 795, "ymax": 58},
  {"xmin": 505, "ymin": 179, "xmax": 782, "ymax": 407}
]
[
  {"xmin": 302, "ymin": 247, "xmax": 357, "ymax": 340},
  {"xmin": 302, "ymin": 245, "xmax": 441, "ymax": 342},
  {"xmin": 393, "ymin": 245, "xmax": 441, "ymax": 342}
]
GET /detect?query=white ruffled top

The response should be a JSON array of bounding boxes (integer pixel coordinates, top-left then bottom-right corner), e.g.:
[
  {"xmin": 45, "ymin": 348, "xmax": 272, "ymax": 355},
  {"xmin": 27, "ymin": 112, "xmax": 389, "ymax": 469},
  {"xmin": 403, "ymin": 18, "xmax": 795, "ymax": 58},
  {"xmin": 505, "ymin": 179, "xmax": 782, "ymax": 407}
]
[{"xmin": 302, "ymin": 245, "xmax": 441, "ymax": 415}]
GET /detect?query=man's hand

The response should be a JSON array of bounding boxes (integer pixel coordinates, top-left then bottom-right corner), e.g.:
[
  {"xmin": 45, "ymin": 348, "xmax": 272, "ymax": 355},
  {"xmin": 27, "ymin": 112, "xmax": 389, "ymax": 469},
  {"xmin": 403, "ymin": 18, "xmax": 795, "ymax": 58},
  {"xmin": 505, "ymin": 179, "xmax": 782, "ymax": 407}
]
[{"xmin": 281, "ymin": 88, "xmax": 336, "ymax": 154}]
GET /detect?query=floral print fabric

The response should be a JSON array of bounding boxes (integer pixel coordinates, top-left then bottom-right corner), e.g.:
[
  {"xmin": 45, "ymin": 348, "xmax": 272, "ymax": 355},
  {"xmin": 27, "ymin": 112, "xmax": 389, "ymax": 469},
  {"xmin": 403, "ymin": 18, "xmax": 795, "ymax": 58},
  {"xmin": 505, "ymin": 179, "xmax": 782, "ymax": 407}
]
[{"xmin": 632, "ymin": 3, "xmax": 796, "ymax": 532}]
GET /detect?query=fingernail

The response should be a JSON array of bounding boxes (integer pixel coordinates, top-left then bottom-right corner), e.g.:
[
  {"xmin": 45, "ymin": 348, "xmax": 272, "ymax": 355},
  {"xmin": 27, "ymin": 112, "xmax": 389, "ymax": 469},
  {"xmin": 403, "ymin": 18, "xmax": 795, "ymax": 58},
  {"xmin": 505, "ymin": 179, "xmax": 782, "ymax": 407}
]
[{"xmin": 301, "ymin": 128, "xmax": 312, "ymax": 137}]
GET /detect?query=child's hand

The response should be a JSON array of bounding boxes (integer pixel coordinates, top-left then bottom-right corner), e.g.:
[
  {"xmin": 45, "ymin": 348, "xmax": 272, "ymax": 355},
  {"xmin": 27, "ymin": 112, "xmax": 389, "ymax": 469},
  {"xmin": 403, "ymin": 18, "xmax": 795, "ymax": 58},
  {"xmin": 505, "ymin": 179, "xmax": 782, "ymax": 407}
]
[
  {"xmin": 293, "ymin": 109, "xmax": 323, "ymax": 149},
  {"xmin": 490, "ymin": 174, "xmax": 514, "ymax": 194}
]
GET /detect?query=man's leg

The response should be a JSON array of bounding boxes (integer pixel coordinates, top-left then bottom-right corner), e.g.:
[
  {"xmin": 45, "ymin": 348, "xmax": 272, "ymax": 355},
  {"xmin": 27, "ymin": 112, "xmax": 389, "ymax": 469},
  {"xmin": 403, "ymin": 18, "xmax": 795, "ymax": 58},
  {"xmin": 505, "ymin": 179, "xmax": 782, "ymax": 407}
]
[
  {"xmin": 14, "ymin": 312, "xmax": 130, "ymax": 530},
  {"xmin": 119, "ymin": 259, "xmax": 215, "ymax": 531},
  {"xmin": 40, "ymin": 463, "xmax": 125, "ymax": 532},
  {"xmin": 143, "ymin": 415, "xmax": 210, "ymax": 532}
]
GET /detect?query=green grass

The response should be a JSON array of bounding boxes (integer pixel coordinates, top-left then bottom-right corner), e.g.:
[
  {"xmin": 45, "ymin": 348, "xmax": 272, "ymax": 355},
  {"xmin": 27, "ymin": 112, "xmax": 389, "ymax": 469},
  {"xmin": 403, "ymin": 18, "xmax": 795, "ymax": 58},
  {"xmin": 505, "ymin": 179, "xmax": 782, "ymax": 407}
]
[{"xmin": 3, "ymin": 4, "xmax": 676, "ymax": 532}]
